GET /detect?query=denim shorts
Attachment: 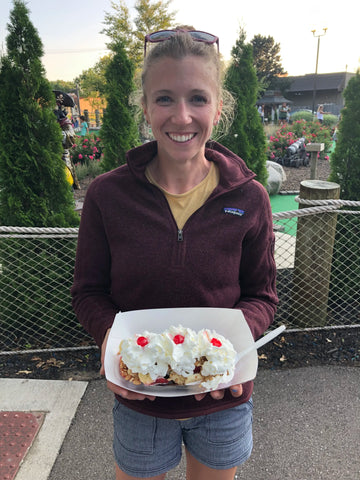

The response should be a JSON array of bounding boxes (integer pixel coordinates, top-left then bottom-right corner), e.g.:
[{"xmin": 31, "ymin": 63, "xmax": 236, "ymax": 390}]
[{"xmin": 113, "ymin": 398, "xmax": 253, "ymax": 478}]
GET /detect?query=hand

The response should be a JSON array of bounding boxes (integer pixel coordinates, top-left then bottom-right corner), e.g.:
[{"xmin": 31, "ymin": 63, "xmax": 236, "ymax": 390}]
[
  {"xmin": 106, "ymin": 379, "xmax": 156, "ymax": 401},
  {"xmin": 194, "ymin": 383, "xmax": 243, "ymax": 401},
  {"xmin": 99, "ymin": 328, "xmax": 155, "ymax": 401},
  {"xmin": 99, "ymin": 328, "xmax": 111, "ymax": 376}
]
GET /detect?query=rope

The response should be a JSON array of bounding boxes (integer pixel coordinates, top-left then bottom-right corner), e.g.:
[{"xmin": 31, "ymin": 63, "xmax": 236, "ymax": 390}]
[
  {"xmin": 295, "ymin": 197, "xmax": 360, "ymax": 208},
  {"xmin": 0, "ymin": 345, "xmax": 98, "ymax": 356},
  {"xmin": 273, "ymin": 198, "xmax": 360, "ymax": 220},
  {"xmin": 0, "ymin": 226, "xmax": 79, "ymax": 237}
]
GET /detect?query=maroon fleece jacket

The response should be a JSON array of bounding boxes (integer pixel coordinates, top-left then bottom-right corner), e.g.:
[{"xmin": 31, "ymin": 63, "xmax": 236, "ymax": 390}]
[{"xmin": 71, "ymin": 140, "xmax": 278, "ymax": 418}]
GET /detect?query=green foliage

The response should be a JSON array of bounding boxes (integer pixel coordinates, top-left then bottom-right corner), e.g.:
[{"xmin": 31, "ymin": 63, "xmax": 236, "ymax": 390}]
[
  {"xmin": 100, "ymin": 42, "xmax": 140, "ymax": 172},
  {"xmin": 49, "ymin": 79, "xmax": 76, "ymax": 92},
  {"xmin": 321, "ymin": 114, "xmax": 338, "ymax": 128},
  {"xmin": 102, "ymin": 0, "xmax": 176, "ymax": 68},
  {"xmin": 328, "ymin": 73, "xmax": 360, "ymax": 313},
  {"xmin": 0, "ymin": 0, "xmax": 79, "ymax": 228},
  {"xmin": 75, "ymin": 55, "xmax": 112, "ymax": 98},
  {"xmin": 268, "ymin": 120, "xmax": 333, "ymax": 161},
  {"xmin": 221, "ymin": 42, "xmax": 268, "ymax": 186},
  {"xmin": 290, "ymin": 110, "xmax": 314, "ymax": 122},
  {"xmin": 74, "ymin": 159, "xmax": 104, "ymax": 182},
  {"xmin": 70, "ymin": 134, "xmax": 104, "ymax": 165},
  {"xmin": 329, "ymin": 72, "xmax": 360, "ymax": 200},
  {"xmin": 329, "ymin": 215, "xmax": 360, "ymax": 308},
  {"xmin": 0, "ymin": 237, "xmax": 80, "ymax": 343},
  {"xmin": 0, "ymin": 1, "xmax": 80, "ymax": 341},
  {"xmin": 251, "ymin": 34, "xmax": 286, "ymax": 91}
]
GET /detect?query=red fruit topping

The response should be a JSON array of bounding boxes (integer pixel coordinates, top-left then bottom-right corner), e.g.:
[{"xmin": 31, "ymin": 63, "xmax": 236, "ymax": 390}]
[
  {"xmin": 137, "ymin": 336, "xmax": 149, "ymax": 347},
  {"xmin": 154, "ymin": 378, "xmax": 169, "ymax": 384},
  {"xmin": 210, "ymin": 338, "xmax": 222, "ymax": 347},
  {"xmin": 173, "ymin": 334, "xmax": 185, "ymax": 344},
  {"xmin": 193, "ymin": 366, "xmax": 201, "ymax": 373}
]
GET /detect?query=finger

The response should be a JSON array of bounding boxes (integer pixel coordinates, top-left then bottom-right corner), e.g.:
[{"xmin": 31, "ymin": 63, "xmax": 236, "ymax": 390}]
[
  {"xmin": 106, "ymin": 380, "xmax": 155, "ymax": 401},
  {"xmin": 210, "ymin": 389, "xmax": 225, "ymax": 400},
  {"xmin": 229, "ymin": 384, "xmax": 243, "ymax": 397},
  {"xmin": 194, "ymin": 393, "xmax": 207, "ymax": 401}
]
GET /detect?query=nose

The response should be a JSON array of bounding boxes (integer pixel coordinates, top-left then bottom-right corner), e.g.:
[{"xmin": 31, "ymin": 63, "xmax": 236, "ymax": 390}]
[{"xmin": 171, "ymin": 100, "xmax": 192, "ymax": 125}]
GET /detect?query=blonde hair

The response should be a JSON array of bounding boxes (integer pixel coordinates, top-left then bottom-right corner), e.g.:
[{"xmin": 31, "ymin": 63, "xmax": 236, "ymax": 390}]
[{"xmin": 140, "ymin": 31, "xmax": 234, "ymax": 139}]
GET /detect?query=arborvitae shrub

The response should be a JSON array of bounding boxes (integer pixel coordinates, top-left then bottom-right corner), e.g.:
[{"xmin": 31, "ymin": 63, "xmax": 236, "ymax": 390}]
[
  {"xmin": 100, "ymin": 41, "xmax": 139, "ymax": 172},
  {"xmin": 221, "ymin": 43, "xmax": 268, "ymax": 186}
]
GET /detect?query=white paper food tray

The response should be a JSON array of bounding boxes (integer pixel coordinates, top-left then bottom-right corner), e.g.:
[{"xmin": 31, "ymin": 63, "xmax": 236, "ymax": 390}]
[{"xmin": 104, "ymin": 307, "xmax": 258, "ymax": 397}]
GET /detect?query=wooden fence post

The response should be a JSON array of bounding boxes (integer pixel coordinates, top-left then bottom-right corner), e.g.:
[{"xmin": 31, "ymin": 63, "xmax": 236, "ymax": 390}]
[
  {"xmin": 306, "ymin": 142, "xmax": 324, "ymax": 179},
  {"xmin": 291, "ymin": 180, "xmax": 340, "ymax": 327}
]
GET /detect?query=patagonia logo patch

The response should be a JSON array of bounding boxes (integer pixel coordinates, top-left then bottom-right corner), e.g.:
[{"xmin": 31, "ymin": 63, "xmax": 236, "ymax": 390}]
[{"xmin": 223, "ymin": 207, "xmax": 245, "ymax": 217}]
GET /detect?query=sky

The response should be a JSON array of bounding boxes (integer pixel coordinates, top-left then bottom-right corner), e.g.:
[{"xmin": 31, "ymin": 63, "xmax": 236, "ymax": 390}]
[{"xmin": 0, "ymin": 0, "xmax": 359, "ymax": 81}]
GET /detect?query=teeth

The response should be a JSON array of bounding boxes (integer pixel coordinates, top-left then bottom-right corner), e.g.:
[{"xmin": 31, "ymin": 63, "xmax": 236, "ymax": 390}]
[{"xmin": 168, "ymin": 133, "xmax": 195, "ymax": 143}]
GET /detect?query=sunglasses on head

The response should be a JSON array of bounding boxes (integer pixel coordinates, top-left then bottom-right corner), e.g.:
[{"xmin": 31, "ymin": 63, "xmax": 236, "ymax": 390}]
[{"xmin": 144, "ymin": 29, "xmax": 219, "ymax": 56}]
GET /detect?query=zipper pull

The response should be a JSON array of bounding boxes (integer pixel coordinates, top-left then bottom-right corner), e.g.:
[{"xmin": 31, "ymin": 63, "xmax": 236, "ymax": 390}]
[{"xmin": 177, "ymin": 229, "xmax": 183, "ymax": 242}]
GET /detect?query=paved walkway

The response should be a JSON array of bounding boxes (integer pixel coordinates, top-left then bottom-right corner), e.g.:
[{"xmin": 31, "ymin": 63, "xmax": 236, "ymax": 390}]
[{"xmin": 1, "ymin": 366, "xmax": 359, "ymax": 480}]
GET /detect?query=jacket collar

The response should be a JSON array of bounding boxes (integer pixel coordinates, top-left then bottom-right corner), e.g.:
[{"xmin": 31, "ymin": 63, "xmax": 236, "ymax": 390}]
[{"xmin": 126, "ymin": 140, "xmax": 256, "ymax": 188}]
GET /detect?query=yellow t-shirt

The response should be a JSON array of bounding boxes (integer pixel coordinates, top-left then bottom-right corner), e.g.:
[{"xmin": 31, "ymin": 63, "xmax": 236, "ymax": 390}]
[{"xmin": 146, "ymin": 162, "xmax": 220, "ymax": 229}]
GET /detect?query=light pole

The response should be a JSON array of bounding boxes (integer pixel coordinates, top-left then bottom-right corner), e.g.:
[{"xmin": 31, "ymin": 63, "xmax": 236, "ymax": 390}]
[{"xmin": 311, "ymin": 28, "xmax": 327, "ymax": 114}]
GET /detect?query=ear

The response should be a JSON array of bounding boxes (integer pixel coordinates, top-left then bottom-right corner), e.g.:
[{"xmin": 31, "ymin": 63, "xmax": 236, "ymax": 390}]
[
  {"xmin": 142, "ymin": 98, "xmax": 150, "ymax": 125},
  {"xmin": 214, "ymin": 100, "xmax": 223, "ymax": 125}
]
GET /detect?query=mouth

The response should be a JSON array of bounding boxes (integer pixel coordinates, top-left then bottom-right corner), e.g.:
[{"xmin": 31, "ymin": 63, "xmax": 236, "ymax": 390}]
[{"xmin": 167, "ymin": 133, "xmax": 197, "ymax": 143}]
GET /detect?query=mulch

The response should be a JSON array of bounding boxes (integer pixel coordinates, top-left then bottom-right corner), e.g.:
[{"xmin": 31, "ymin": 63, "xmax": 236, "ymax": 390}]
[{"xmin": 1, "ymin": 326, "xmax": 359, "ymax": 381}]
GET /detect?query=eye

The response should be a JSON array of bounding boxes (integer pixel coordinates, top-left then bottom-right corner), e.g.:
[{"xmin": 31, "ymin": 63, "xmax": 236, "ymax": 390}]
[
  {"xmin": 191, "ymin": 95, "xmax": 208, "ymax": 105},
  {"xmin": 155, "ymin": 95, "xmax": 172, "ymax": 105}
]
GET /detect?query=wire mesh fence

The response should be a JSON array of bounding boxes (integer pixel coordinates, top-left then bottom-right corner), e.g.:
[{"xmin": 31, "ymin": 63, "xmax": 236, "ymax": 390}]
[{"xmin": 1, "ymin": 202, "xmax": 359, "ymax": 354}]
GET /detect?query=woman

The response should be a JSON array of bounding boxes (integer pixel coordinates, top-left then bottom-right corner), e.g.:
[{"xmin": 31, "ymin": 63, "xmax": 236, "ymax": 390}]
[
  {"xmin": 316, "ymin": 104, "xmax": 328, "ymax": 123},
  {"xmin": 72, "ymin": 29, "xmax": 278, "ymax": 480},
  {"xmin": 79, "ymin": 115, "xmax": 89, "ymax": 136}
]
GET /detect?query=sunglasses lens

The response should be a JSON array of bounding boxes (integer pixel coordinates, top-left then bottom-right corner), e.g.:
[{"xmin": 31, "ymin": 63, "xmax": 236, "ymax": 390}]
[
  {"xmin": 148, "ymin": 31, "xmax": 176, "ymax": 42},
  {"xmin": 144, "ymin": 30, "xmax": 219, "ymax": 56},
  {"xmin": 189, "ymin": 31, "xmax": 217, "ymax": 43}
]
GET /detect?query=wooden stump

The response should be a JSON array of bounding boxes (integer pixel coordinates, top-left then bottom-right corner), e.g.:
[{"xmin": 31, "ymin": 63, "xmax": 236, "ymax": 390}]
[
  {"xmin": 291, "ymin": 180, "xmax": 340, "ymax": 327},
  {"xmin": 306, "ymin": 142, "xmax": 324, "ymax": 179}
]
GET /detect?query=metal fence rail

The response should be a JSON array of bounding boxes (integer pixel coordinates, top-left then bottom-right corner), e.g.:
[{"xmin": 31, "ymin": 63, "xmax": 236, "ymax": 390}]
[{"xmin": 1, "ymin": 201, "xmax": 360, "ymax": 354}]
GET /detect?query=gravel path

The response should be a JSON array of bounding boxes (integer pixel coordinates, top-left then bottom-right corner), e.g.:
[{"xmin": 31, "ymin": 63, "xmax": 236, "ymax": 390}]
[{"xmin": 281, "ymin": 158, "xmax": 331, "ymax": 192}]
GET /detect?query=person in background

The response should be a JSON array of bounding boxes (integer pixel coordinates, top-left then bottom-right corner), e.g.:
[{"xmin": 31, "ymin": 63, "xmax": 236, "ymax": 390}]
[
  {"xmin": 258, "ymin": 104, "xmax": 265, "ymax": 123},
  {"xmin": 271, "ymin": 104, "xmax": 277, "ymax": 124},
  {"xmin": 71, "ymin": 29, "xmax": 278, "ymax": 480},
  {"xmin": 278, "ymin": 102, "xmax": 290, "ymax": 124},
  {"xmin": 316, "ymin": 104, "xmax": 330, "ymax": 123},
  {"xmin": 79, "ymin": 115, "xmax": 89, "ymax": 136}
]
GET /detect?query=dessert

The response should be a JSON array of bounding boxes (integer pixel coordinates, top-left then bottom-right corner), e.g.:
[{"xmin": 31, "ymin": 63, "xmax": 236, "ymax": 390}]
[{"xmin": 118, "ymin": 325, "xmax": 237, "ymax": 389}]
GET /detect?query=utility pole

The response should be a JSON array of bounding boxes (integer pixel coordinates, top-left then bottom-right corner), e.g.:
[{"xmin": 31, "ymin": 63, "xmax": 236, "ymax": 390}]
[{"xmin": 311, "ymin": 28, "xmax": 327, "ymax": 115}]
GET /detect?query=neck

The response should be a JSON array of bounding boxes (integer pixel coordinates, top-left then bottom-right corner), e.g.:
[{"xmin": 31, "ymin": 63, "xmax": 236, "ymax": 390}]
[{"xmin": 149, "ymin": 153, "xmax": 211, "ymax": 194}]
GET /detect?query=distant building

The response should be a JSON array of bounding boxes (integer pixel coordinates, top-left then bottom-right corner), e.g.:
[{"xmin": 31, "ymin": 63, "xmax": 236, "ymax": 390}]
[{"xmin": 285, "ymin": 72, "xmax": 356, "ymax": 115}]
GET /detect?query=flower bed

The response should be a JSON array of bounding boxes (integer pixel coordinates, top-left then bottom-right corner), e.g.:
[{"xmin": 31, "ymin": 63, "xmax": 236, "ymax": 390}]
[
  {"xmin": 268, "ymin": 119, "xmax": 333, "ymax": 162},
  {"xmin": 70, "ymin": 134, "xmax": 103, "ymax": 165}
]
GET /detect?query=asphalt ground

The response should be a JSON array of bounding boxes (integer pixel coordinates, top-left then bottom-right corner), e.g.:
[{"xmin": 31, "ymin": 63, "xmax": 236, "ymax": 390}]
[{"xmin": 2, "ymin": 365, "xmax": 358, "ymax": 480}]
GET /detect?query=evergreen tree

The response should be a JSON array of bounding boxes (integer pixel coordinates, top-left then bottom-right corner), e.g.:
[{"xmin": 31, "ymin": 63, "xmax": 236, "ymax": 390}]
[
  {"xmin": 0, "ymin": 0, "xmax": 79, "ymax": 227},
  {"xmin": 0, "ymin": 1, "xmax": 80, "ymax": 340},
  {"xmin": 329, "ymin": 71, "xmax": 360, "ymax": 200},
  {"xmin": 100, "ymin": 41, "xmax": 139, "ymax": 172},
  {"xmin": 251, "ymin": 34, "xmax": 286, "ymax": 92},
  {"xmin": 328, "ymin": 72, "xmax": 360, "ymax": 312},
  {"xmin": 221, "ymin": 38, "xmax": 268, "ymax": 186}
]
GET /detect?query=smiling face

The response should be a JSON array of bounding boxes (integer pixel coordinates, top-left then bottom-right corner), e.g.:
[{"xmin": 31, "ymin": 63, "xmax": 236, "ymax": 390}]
[{"xmin": 142, "ymin": 55, "xmax": 222, "ymax": 165}]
